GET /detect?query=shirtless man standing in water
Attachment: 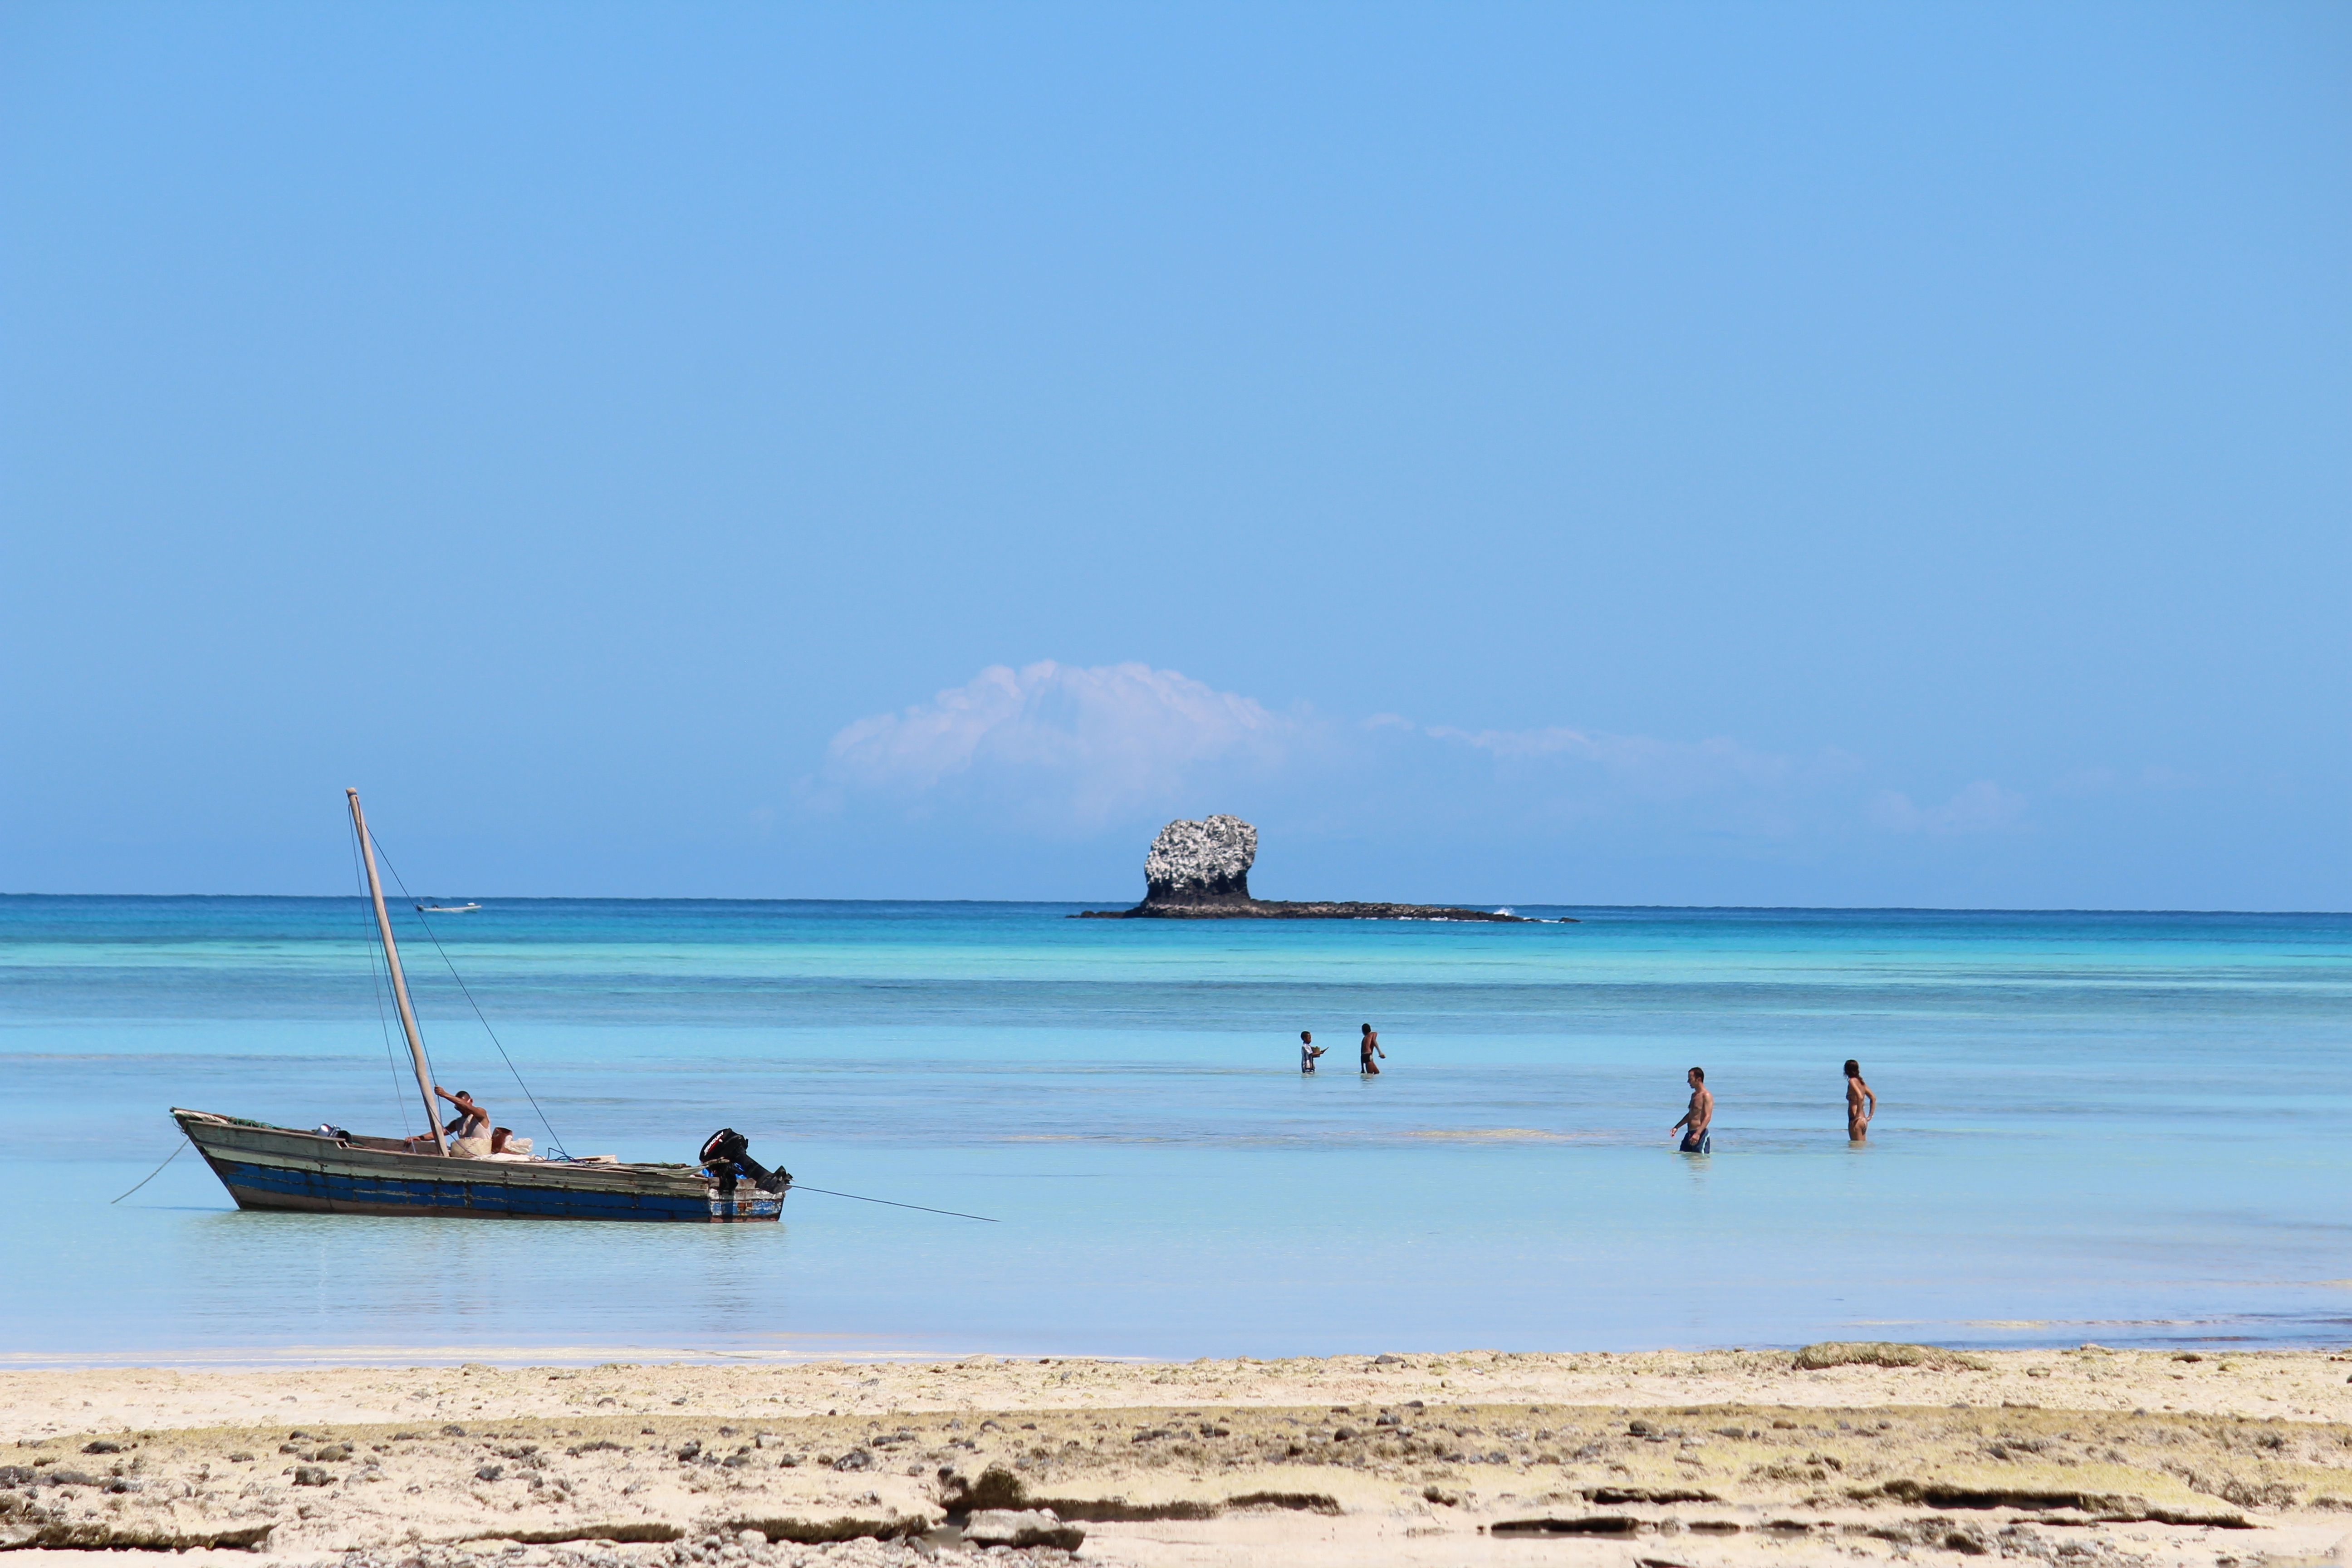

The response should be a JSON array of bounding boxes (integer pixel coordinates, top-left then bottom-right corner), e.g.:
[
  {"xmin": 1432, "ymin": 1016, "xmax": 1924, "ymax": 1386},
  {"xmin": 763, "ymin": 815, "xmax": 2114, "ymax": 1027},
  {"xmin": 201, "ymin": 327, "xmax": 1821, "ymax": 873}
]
[
  {"xmin": 1845, "ymin": 1058, "xmax": 1876, "ymax": 1141},
  {"xmin": 1359, "ymin": 1024, "xmax": 1384, "ymax": 1076},
  {"xmin": 1671, "ymin": 1067, "xmax": 1712, "ymax": 1153}
]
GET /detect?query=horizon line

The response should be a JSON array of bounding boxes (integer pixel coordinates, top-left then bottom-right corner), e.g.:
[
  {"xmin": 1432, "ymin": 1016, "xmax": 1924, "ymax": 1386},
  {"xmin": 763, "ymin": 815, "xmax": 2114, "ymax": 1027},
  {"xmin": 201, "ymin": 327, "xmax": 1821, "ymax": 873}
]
[{"xmin": 1, "ymin": 892, "xmax": 2345, "ymax": 918}]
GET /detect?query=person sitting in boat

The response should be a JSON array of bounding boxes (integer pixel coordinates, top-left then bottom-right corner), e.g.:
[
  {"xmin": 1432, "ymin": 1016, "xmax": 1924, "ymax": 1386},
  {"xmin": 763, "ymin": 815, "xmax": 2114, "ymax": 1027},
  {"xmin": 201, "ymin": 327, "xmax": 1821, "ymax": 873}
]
[{"xmin": 431, "ymin": 1085, "xmax": 494, "ymax": 1158}]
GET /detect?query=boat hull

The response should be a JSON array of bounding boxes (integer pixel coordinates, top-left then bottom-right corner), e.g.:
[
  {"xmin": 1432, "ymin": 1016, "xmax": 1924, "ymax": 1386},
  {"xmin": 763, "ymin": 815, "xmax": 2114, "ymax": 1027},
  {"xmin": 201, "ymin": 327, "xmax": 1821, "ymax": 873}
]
[{"xmin": 172, "ymin": 1110, "xmax": 783, "ymax": 1222}]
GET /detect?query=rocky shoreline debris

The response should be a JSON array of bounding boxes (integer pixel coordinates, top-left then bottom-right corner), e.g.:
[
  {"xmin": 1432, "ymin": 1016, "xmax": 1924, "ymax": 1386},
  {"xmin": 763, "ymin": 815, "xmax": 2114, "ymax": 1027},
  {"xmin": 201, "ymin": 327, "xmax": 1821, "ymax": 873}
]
[
  {"xmin": 10, "ymin": 1348, "xmax": 2352, "ymax": 1568},
  {"xmin": 1076, "ymin": 816, "xmax": 1570, "ymax": 922},
  {"xmin": 331, "ymin": 1539, "xmax": 1074, "ymax": 1568}
]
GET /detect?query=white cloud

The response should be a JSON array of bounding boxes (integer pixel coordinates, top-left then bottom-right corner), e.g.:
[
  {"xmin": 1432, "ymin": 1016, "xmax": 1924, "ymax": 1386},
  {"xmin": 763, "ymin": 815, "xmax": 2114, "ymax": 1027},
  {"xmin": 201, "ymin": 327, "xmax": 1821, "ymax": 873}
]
[
  {"xmin": 822, "ymin": 660, "xmax": 2009, "ymax": 854},
  {"xmin": 824, "ymin": 661, "xmax": 1301, "ymax": 822},
  {"xmin": 1871, "ymin": 780, "xmax": 2028, "ymax": 835},
  {"xmin": 1424, "ymin": 723, "xmax": 1803, "ymax": 799}
]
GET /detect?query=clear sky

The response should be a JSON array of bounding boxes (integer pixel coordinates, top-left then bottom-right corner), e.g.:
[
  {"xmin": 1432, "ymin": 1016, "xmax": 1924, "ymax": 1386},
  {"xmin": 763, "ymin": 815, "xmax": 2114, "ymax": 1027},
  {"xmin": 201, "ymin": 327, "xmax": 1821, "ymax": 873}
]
[{"xmin": 3, "ymin": 2, "xmax": 2345, "ymax": 907}]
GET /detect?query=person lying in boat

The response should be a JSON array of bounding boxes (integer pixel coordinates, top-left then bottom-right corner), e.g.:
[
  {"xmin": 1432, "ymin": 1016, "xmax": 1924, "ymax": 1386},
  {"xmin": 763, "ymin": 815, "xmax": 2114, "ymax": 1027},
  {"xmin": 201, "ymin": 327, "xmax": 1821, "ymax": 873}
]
[
  {"xmin": 402, "ymin": 1085, "xmax": 495, "ymax": 1157},
  {"xmin": 485, "ymin": 1126, "xmax": 536, "ymax": 1161}
]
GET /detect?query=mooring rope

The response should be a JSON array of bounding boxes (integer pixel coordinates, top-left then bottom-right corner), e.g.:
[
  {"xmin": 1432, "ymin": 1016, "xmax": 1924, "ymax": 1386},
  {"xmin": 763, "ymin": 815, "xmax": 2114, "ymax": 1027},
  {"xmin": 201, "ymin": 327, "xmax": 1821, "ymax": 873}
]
[
  {"xmin": 110, "ymin": 1138, "xmax": 190, "ymax": 1204},
  {"xmin": 789, "ymin": 1184, "xmax": 998, "ymax": 1223}
]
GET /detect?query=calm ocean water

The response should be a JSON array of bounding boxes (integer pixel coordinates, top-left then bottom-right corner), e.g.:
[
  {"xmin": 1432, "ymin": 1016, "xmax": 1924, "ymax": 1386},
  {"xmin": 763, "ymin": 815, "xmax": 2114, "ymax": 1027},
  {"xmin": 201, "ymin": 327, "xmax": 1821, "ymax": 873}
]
[{"xmin": 3, "ymin": 896, "xmax": 2348, "ymax": 1366}]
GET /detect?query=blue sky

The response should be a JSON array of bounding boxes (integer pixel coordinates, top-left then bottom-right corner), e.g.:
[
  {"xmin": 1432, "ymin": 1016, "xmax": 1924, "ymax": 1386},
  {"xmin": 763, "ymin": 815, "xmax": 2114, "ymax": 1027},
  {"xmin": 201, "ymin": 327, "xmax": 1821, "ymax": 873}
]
[{"xmin": 3, "ymin": 2, "xmax": 2345, "ymax": 907}]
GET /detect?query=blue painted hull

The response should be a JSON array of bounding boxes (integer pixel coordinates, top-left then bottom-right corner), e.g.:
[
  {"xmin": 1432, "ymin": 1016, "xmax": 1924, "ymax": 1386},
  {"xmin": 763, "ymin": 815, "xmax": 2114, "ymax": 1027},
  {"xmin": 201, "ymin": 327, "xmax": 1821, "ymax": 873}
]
[{"xmin": 173, "ymin": 1109, "xmax": 784, "ymax": 1223}]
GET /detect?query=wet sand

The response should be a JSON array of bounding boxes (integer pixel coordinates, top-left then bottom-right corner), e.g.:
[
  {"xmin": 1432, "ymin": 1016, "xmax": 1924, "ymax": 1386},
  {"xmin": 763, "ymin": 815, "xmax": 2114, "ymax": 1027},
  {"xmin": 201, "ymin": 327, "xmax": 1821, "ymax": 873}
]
[{"xmin": 8, "ymin": 1346, "xmax": 2352, "ymax": 1566}]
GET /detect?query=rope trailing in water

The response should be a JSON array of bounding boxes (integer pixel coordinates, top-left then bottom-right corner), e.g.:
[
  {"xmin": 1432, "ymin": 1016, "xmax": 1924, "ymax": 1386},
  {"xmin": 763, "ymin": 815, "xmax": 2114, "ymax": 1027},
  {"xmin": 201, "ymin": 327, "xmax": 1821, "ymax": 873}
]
[
  {"xmin": 789, "ymin": 1184, "xmax": 998, "ymax": 1223},
  {"xmin": 365, "ymin": 832, "xmax": 568, "ymax": 1159},
  {"xmin": 111, "ymin": 1138, "xmax": 190, "ymax": 1204}
]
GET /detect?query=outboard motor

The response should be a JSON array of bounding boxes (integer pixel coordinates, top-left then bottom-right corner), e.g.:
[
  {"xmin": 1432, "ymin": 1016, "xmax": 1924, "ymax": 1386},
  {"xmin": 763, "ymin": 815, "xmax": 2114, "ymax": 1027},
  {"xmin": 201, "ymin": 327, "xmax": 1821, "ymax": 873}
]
[{"xmin": 699, "ymin": 1128, "xmax": 789, "ymax": 1196}]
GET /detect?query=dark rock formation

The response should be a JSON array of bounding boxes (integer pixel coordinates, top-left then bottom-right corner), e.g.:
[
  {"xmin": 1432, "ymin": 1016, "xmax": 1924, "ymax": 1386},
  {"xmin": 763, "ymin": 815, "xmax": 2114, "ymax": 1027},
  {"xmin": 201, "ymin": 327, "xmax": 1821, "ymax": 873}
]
[
  {"xmin": 1080, "ymin": 898, "xmax": 1538, "ymax": 921},
  {"xmin": 1142, "ymin": 814, "xmax": 1257, "ymax": 906},
  {"xmin": 1078, "ymin": 815, "xmax": 1571, "ymax": 921}
]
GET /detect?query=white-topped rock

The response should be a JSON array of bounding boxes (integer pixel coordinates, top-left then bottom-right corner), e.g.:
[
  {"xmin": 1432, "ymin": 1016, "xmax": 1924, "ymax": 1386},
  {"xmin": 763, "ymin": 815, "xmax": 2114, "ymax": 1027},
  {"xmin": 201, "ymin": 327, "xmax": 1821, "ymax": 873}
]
[
  {"xmin": 1143, "ymin": 815, "xmax": 1257, "ymax": 905},
  {"xmin": 962, "ymin": 1507, "xmax": 1084, "ymax": 1550}
]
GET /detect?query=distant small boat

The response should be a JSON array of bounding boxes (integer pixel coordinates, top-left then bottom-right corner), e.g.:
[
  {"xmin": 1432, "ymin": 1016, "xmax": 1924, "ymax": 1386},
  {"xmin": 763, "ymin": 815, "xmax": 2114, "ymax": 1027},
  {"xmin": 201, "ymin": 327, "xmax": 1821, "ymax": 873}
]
[
  {"xmin": 173, "ymin": 790, "xmax": 789, "ymax": 1223},
  {"xmin": 416, "ymin": 902, "xmax": 481, "ymax": 913}
]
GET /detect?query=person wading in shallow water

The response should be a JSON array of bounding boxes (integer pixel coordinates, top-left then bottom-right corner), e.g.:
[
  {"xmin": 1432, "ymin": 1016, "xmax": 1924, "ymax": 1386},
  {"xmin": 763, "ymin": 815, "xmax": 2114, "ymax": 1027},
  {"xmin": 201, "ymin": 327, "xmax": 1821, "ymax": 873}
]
[
  {"xmin": 1299, "ymin": 1030, "xmax": 1326, "ymax": 1074},
  {"xmin": 1671, "ymin": 1066, "xmax": 1712, "ymax": 1153},
  {"xmin": 1845, "ymin": 1058, "xmax": 1877, "ymax": 1141},
  {"xmin": 1359, "ymin": 1024, "xmax": 1384, "ymax": 1076}
]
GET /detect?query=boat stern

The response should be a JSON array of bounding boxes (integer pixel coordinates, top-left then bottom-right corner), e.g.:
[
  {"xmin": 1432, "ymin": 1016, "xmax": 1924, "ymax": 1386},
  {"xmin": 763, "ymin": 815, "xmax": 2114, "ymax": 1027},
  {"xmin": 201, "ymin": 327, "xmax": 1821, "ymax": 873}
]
[{"xmin": 706, "ymin": 1184, "xmax": 787, "ymax": 1221}]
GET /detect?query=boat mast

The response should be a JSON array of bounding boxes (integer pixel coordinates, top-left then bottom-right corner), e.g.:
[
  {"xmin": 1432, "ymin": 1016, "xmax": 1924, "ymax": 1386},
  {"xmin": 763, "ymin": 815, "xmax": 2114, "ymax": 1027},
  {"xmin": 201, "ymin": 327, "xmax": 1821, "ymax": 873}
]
[{"xmin": 347, "ymin": 789, "xmax": 445, "ymax": 1155}]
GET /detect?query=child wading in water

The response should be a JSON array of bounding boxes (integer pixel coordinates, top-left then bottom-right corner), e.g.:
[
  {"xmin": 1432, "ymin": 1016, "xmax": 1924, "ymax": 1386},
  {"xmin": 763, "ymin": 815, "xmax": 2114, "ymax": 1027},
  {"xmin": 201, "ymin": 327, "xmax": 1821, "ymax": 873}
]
[
  {"xmin": 1845, "ymin": 1058, "xmax": 1876, "ymax": 1141},
  {"xmin": 1299, "ymin": 1031, "xmax": 1325, "ymax": 1073},
  {"xmin": 1359, "ymin": 1024, "xmax": 1384, "ymax": 1075}
]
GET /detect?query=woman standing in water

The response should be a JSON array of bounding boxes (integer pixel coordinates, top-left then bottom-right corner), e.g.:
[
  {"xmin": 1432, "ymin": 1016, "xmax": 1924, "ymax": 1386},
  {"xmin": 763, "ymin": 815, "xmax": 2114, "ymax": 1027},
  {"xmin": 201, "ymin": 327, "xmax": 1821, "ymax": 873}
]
[
  {"xmin": 1845, "ymin": 1059, "xmax": 1876, "ymax": 1141},
  {"xmin": 1359, "ymin": 1024, "xmax": 1384, "ymax": 1076}
]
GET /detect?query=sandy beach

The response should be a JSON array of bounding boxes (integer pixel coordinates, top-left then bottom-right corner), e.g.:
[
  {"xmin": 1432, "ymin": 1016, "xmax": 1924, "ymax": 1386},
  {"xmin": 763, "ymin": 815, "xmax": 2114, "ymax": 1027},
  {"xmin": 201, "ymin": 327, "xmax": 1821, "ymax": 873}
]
[{"xmin": 8, "ymin": 1345, "xmax": 2352, "ymax": 1567}]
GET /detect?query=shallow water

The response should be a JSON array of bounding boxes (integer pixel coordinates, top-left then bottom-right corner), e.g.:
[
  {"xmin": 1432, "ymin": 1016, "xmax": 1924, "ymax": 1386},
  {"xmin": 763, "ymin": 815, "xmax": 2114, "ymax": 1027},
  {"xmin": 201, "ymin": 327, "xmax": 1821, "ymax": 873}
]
[{"xmin": 3, "ymin": 897, "xmax": 2348, "ymax": 1365}]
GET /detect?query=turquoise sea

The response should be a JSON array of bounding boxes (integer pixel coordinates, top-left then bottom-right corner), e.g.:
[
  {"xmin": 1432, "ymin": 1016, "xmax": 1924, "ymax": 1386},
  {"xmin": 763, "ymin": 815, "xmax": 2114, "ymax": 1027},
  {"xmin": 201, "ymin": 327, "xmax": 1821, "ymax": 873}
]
[{"xmin": 3, "ymin": 896, "xmax": 2348, "ymax": 1366}]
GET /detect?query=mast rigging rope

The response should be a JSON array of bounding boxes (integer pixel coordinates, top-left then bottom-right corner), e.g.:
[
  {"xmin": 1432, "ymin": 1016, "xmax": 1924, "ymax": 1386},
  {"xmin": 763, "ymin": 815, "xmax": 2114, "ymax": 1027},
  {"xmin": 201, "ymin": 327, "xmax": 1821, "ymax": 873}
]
[
  {"xmin": 364, "ymin": 832, "xmax": 568, "ymax": 1159},
  {"xmin": 347, "ymin": 813, "xmax": 417, "ymax": 1137}
]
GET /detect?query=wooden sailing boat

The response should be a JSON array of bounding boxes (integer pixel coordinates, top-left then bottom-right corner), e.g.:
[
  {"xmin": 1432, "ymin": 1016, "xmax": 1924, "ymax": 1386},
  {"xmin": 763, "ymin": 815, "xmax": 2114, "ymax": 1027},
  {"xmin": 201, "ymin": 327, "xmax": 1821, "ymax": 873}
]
[{"xmin": 173, "ymin": 789, "xmax": 787, "ymax": 1222}]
